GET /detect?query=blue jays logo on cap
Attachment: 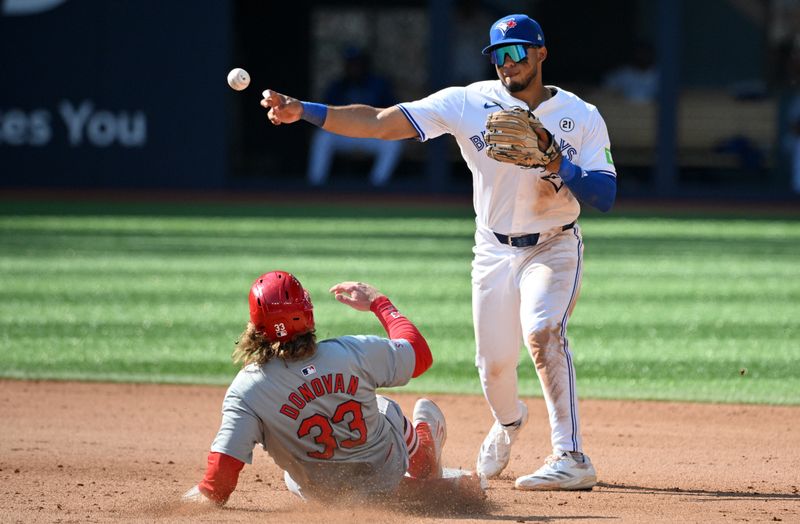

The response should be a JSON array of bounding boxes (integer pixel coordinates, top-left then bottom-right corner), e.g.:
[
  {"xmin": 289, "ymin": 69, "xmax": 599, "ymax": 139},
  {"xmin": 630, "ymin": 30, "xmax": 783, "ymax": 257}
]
[
  {"xmin": 496, "ymin": 18, "xmax": 517, "ymax": 35},
  {"xmin": 482, "ymin": 14, "xmax": 545, "ymax": 55}
]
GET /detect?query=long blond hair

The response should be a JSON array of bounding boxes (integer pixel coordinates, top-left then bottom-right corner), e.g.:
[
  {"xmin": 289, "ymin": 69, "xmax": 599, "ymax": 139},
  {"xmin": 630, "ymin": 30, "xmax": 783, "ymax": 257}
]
[{"xmin": 232, "ymin": 322, "xmax": 317, "ymax": 367}]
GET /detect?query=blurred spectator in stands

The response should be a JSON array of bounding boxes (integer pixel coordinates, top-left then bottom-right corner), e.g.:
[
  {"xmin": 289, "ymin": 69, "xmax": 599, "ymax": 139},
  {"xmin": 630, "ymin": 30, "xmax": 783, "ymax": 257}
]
[
  {"xmin": 770, "ymin": 1, "xmax": 800, "ymax": 193},
  {"xmin": 715, "ymin": 136, "xmax": 766, "ymax": 171},
  {"xmin": 451, "ymin": 0, "xmax": 496, "ymax": 85},
  {"xmin": 784, "ymin": 56, "xmax": 800, "ymax": 192},
  {"xmin": 789, "ymin": 110, "xmax": 800, "ymax": 193},
  {"xmin": 307, "ymin": 46, "xmax": 402, "ymax": 187},
  {"xmin": 602, "ymin": 42, "xmax": 659, "ymax": 104}
]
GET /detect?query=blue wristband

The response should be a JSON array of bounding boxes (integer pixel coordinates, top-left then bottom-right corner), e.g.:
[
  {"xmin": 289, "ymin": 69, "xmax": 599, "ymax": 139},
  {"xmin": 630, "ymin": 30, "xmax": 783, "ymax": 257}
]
[{"xmin": 300, "ymin": 102, "xmax": 328, "ymax": 127}]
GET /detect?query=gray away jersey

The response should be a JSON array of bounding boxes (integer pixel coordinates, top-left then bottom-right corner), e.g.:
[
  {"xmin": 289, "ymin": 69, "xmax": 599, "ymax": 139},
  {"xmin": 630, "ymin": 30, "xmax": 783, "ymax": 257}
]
[{"xmin": 210, "ymin": 335, "xmax": 416, "ymax": 496}]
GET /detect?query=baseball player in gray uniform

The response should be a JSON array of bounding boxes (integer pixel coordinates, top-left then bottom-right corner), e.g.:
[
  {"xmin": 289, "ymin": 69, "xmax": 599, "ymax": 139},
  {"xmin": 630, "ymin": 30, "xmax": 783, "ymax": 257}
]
[
  {"xmin": 259, "ymin": 14, "xmax": 616, "ymax": 491},
  {"xmin": 183, "ymin": 271, "xmax": 447, "ymax": 504}
]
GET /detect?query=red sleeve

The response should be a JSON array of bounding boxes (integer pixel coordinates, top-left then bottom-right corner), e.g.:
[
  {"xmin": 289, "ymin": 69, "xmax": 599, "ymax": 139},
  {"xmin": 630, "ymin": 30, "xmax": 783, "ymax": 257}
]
[
  {"xmin": 370, "ymin": 296, "xmax": 432, "ymax": 377},
  {"xmin": 197, "ymin": 451, "xmax": 245, "ymax": 504}
]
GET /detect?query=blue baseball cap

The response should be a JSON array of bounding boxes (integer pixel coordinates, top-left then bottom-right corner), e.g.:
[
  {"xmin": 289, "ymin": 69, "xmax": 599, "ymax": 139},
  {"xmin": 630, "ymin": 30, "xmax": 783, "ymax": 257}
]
[{"xmin": 481, "ymin": 14, "xmax": 545, "ymax": 54}]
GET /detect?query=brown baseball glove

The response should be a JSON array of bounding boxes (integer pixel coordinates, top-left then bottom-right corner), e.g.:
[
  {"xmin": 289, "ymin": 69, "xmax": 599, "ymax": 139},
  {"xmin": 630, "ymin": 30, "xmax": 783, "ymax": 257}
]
[{"xmin": 485, "ymin": 107, "xmax": 561, "ymax": 169}]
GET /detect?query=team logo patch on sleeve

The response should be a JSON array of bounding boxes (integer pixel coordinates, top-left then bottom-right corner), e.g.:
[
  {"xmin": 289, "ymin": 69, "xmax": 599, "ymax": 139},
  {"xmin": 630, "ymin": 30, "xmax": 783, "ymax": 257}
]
[{"xmin": 301, "ymin": 365, "xmax": 316, "ymax": 376}]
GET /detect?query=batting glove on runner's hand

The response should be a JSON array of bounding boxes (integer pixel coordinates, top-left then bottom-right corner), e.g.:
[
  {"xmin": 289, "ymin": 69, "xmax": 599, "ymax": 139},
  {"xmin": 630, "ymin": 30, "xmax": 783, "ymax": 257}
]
[{"xmin": 485, "ymin": 107, "xmax": 561, "ymax": 169}]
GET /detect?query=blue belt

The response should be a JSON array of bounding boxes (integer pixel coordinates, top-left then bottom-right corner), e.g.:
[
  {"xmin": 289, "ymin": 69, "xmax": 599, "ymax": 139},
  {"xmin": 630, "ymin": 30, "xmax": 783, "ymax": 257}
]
[{"xmin": 493, "ymin": 222, "xmax": 576, "ymax": 247}]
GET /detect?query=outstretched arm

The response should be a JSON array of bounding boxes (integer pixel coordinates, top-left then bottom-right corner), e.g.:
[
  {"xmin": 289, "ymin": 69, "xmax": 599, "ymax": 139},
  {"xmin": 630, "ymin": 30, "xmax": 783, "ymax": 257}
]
[
  {"xmin": 329, "ymin": 282, "xmax": 433, "ymax": 377},
  {"xmin": 261, "ymin": 90, "xmax": 418, "ymax": 140}
]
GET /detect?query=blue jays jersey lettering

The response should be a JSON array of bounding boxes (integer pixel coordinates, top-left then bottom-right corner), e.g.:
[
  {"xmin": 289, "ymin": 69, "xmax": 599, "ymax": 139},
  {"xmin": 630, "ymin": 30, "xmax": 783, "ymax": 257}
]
[{"xmin": 398, "ymin": 81, "xmax": 615, "ymax": 236}]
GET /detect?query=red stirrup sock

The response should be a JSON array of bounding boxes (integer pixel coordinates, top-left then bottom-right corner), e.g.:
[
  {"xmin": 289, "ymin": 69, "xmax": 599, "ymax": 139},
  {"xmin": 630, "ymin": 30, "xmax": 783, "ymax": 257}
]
[{"xmin": 406, "ymin": 422, "xmax": 437, "ymax": 480}]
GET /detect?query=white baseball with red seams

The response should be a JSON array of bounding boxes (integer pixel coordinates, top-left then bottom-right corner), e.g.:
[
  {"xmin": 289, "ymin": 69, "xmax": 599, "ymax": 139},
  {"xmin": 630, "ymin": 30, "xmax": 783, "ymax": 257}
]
[{"xmin": 227, "ymin": 68, "xmax": 250, "ymax": 91}]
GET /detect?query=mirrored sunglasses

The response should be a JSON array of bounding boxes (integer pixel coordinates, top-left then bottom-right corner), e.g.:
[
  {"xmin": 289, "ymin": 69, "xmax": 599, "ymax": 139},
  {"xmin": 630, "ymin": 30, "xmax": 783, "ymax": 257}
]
[{"xmin": 489, "ymin": 44, "xmax": 530, "ymax": 65}]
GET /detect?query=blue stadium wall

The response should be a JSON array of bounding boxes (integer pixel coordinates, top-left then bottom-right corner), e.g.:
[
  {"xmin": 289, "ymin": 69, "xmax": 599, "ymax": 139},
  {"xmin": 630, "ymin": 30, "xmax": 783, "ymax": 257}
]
[{"xmin": 0, "ymin": 1, "xmax": 231, "ymax": 189}]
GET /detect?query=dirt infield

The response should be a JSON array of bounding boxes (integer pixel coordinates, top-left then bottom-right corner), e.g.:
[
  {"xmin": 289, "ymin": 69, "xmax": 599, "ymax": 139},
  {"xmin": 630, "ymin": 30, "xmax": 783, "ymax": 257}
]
[{"xmin": 2, "ymin": 380, "xmax": 798, "ymax": 523}]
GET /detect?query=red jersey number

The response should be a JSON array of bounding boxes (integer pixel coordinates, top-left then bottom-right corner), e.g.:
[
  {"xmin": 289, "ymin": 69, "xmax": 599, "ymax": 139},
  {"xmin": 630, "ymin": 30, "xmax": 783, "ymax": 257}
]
[
  {"xmin": 332, "ymin": 399, "xmax": 367, "ymax": 449},
  {"xmin": 296, "ymin": 400, "xmax": 367, "ymax": 459},
  {"xmin": 297, "ymin": 414, "xmax": 337, "ymax": 459}
]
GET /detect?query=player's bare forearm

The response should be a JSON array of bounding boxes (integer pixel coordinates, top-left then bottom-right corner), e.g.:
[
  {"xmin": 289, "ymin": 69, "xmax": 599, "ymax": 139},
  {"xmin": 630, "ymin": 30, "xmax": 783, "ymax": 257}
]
[
  {"xmin": 323, "ymin": 105, "xmax": 418, "ymax": 140},
  {"xmin": 260, "ymin": 90, "xmax": 416, "ymax": 141}
]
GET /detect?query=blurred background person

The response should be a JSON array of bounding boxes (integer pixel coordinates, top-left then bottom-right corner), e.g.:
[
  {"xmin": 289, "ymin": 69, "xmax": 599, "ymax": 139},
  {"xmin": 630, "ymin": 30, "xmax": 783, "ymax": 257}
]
[
  {"xmin": 450, "ymin": 0, "xmax": 496, "ymax": 85},
  {"xmin": 307, "ymin": 46, "xmax": 403, "ymax": 187},
  {"xmin": 782, "ymin": 46, "xmax": 800, "ymax": 193},
  {"xmin": 772, "ymin": 2, "xmax": 800, "ymax": 193},
  {"xmin": 789, "ymin": 107, "xmax": 800, "ymax": 193},
  {"xmin": 602, "ymin": 41, "xmax": 659, "ymax": 104}
]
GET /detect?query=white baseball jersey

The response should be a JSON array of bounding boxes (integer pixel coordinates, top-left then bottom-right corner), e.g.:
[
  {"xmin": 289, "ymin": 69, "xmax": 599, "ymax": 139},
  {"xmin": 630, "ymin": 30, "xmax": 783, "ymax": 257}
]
[
  {"xmin": 398, "ymin": 82, "xmax": 616, "ymax": 235},
  {"xmin": 210, "ymin": 335, "xmax": 416, "ymax": 496},
  {"xmin": 401, "ymin": 81, "xmax": 615, "ymax": 455}
]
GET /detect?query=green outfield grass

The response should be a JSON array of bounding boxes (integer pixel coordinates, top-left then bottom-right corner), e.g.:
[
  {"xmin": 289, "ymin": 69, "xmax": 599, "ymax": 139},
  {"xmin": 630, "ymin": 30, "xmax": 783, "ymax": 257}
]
[{"xmin": 1, "ymin": 200, "xmax": 798, "ymax": 405}]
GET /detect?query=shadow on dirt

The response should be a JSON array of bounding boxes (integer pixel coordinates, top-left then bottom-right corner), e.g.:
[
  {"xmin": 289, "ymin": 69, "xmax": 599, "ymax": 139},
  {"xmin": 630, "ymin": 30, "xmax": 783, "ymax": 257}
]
[{"xmin": 597, "ymin": 482, "xmax": 799, "ymax": 500}]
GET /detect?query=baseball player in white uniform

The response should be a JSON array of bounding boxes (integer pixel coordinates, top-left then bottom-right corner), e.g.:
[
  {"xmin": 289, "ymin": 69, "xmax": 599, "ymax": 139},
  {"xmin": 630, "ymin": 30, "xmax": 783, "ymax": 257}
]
[
  {"xmin": 182, "ymin": 271, "xmax": 448, "ymax": 504},
  {"xmin": 260, "ymin": 14, "xmax": 616, "ymax": 491}
]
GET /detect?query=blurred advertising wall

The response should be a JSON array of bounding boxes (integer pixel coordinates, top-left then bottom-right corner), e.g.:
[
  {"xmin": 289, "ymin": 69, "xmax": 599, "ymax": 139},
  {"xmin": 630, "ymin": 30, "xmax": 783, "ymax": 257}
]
[{"xmin": 0, "ymin": 1, "xmax": 231, "ymax": 189}]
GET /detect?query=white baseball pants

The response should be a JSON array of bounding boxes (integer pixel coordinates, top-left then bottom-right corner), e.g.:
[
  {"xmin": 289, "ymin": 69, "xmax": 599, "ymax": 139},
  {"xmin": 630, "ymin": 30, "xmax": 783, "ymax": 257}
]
[{"xmin": 472, "ymin": 224, "xmax": 585, "ymax": 454}]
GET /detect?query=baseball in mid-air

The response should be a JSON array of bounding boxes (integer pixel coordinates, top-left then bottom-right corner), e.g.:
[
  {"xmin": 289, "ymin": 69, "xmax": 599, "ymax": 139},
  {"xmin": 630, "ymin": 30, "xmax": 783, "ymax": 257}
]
[{"xmin": 227, "ymin": 68, "xmax": 250, "ymax": 91}]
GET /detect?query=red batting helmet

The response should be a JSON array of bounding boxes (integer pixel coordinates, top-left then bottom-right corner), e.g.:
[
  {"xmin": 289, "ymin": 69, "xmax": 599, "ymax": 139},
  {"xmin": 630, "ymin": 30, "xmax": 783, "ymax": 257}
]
[{"xmin": 249, "ymin": 271, "xmax": 315, "ymax": 342}]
